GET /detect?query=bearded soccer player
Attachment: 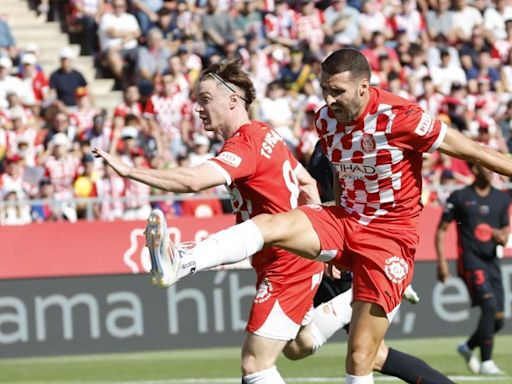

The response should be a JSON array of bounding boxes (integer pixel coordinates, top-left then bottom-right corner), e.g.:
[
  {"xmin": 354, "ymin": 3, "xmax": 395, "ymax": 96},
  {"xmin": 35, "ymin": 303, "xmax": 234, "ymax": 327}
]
[
  {"xmin": 124, "ymin": 49, "xmax": 512, "ymax": 384},
  {"xmin": 436, "ymin": 163, "xmax": 509, "ymax": 375}
]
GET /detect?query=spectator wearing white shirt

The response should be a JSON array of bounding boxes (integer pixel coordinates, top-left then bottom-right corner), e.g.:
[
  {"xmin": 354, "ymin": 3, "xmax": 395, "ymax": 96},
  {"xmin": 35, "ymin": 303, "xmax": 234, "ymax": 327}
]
[
  {"xmin": 0, "ymin": 57, "xmax": 23, "ymax": 110},
  {"xmin": 483, "ymin": 0, "xmax": 512, "ymax": 40},
  {"xmin": 98, "ymin": 0, "xmax": 141, "ymax": 86},
  {"xmin": 430, "ymin": 48, "xmax": 467, "ymax": 95},
  {"xmin": 0, "ymin": 189, "xmax": 32, "ymax": 225},
  {"xmin": 259, "ymin": 80, "xmax": 296, "ymax": 149},
  {"xmin": 450, "ymin": 0, "xmax": 483, "ymax": 42}
]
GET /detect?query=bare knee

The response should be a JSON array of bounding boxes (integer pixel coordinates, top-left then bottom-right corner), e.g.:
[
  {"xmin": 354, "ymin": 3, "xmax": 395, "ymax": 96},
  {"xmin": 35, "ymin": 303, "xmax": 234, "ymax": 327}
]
[
  {"xmin": 241, "ymin": 334, "xmax": 284, "ymax": 376},
  {"xmin": 282, "ymin": 339, "xmax": 314, "ymax": 361},
  {"xmin": 347, "ymin": 346, "xmax": 376, "ymax": 373},
  {"xmin": 241, "ymin": 353, "xmax": 275, "ymax": 376}
]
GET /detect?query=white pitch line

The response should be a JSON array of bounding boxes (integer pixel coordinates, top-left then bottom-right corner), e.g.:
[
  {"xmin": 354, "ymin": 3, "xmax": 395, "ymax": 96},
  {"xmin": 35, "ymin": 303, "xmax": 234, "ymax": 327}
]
[
  {"xmin": 113, "ymin": 377, "xmax": 512, "ymax": 384},
  {"xmin": 10, "ymin": 376, "xmax": 511, "ymax": 384}
]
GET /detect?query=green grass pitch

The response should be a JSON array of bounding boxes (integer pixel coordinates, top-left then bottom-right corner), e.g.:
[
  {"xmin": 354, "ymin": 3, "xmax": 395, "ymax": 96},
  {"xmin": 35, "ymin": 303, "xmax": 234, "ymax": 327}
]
[{"xmin": 1, "ymin": 334, "xmax": 511, "ymax": 383}]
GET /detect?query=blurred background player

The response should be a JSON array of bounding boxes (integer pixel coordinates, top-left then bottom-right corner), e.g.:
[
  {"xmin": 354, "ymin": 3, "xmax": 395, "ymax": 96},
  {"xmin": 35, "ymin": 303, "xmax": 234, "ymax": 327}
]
[{"xmin": 436, "ymin": 162, "xmax": 510, "ymax": 375}]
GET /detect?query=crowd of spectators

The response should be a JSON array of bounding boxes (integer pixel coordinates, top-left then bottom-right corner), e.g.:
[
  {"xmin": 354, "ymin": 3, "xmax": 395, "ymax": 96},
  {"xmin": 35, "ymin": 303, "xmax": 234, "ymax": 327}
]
[{"xmin": 1, "ymin": 0, "xmax": 512, "ymax": 225}]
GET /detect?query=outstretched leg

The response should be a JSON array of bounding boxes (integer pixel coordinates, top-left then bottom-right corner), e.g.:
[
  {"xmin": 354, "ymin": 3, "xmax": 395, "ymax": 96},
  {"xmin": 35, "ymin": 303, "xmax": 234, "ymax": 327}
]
[{"xmin": 145, "ymin": 208, "xmax": 321, "ymax": 287}]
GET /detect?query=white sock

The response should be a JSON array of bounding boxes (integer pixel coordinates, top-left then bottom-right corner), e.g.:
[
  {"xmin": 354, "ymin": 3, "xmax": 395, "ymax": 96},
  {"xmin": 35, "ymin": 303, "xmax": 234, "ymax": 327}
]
[
  {"xmin": 310, "ymin": 288, "xmax": 353, "ymax": 352},
  {"xmin": 345, "ymin": 373, "xmax": 374, "ymax": 384},
  {"xmin": 178, "ymin": 220, "xmax": 264, "ymax": 278},
  {"xmin": 243, "ymin": 365, "xmax": 285, "ymax": 384}
]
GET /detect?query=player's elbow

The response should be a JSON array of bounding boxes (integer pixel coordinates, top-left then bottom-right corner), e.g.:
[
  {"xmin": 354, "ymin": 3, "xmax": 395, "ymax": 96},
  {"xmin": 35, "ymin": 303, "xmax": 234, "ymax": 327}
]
[{"xmin": 185, "ymin": 180, "xmax": 204, "ymax": 193}]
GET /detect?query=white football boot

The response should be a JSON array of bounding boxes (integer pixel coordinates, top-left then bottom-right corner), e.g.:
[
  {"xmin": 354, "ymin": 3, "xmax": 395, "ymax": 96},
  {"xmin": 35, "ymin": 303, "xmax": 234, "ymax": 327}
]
[
  {"xmin": 457, "ymin": 343, "xmax": 480, "ymax": 374},
  {"xmin": 403, "ymin": 284, "xmax": 420, "ymax": 304},
  {"xmin": 480, "ymin": 360, "xmax": 505, "ymax": 375},
  {"xmin": 145, "ymin": 209, "xmax": 192, "ymax": 288}
]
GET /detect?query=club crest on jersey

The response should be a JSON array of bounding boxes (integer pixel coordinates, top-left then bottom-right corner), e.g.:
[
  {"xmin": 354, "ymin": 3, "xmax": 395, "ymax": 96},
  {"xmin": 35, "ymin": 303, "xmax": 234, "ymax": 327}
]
[
  {"xmin": 254, "ymin": 278, "xmax": 273, "ymax": 303},
  {"xmin": 384, "ymin": 256, "xmax": 408, "ymax": 284},
  {"xmin": 361, "ymin": 133, "xmax": 376, "ymax": 153},
  {"xmin": 478, "ymin": 205, "xmax": 490, "ymax": 216},
  {"xmin": 216, "ymin": 151, "xmax": 241, "ymax": 168}
]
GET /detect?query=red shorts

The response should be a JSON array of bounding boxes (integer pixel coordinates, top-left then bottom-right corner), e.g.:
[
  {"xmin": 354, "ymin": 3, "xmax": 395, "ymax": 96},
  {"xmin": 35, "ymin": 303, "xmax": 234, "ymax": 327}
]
[
  {"xmin": 299, "ymin": 205, "xmax": 419, "ymax": 316},
  {"xmin": 246, "ymin": 264, "xmax": 323, "ymax": 340}
]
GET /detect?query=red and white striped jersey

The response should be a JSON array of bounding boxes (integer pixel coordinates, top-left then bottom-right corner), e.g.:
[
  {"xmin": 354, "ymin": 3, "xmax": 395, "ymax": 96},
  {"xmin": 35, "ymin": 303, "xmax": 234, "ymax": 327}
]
[
  {"xmin": 296, "ymin": 8, "xmax": 325, "ymax": 47},
  {"xmin": 113, "ymin": 101, "xmax": 143, "ymax": 118},
  {"xmin": 315, "ymin": 87, "xmax": 447, "ymax": 225},
  {"xmin": 93, "ymin": 174, "xmax": 125, "ymax": 220},
  {"xmin": 144, "ymin": 92, "xmax": 188, "ymax": 139},
  {"xmin": 263, "ymin": 8, "xmax": 297, "ymax": 40},
  {"xmin": 44, "ymin": 155, "xmax": 80, "ymax": 199},
  {"xmin": 70, "ymin": 107, "xmax": 100, "ymax": 132}
]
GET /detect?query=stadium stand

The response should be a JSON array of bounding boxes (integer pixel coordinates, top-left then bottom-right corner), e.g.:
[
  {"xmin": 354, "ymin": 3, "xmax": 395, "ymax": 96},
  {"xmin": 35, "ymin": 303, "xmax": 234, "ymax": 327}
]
[{"xmin": 1, "ymin": 0, "xmax": 512, "ymax": 224}]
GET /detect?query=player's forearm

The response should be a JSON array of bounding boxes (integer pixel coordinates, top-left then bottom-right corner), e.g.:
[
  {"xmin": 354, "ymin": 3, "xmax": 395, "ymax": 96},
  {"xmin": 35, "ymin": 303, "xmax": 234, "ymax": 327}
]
[
  {"xmin": 435, "ymin": 229, "xmax": 447, "ymax": 263},
  {"xmin": 473, "ymin": 144, "xmax": 512, "ymax": 177},
  {"xmin": 442, "ymin": 130, "xmax": 512, "ymax": 176},
  {"xmin": 127, "ymin": 167, "xmax": 200, "ymax": 193}
]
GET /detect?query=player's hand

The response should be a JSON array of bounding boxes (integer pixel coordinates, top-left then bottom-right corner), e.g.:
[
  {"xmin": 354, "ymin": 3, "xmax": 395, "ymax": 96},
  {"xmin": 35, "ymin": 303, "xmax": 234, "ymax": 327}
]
[
  {"xmin": 324, "ymin": 263, "xmax": 342, "ymax": 280},
  {"xmin": 437, "ymin": 260, "xmax": 450, "ymax": 283},
  {"xmin": 92, "ymin": 148, "xmax": 131, "ymax": 177}
]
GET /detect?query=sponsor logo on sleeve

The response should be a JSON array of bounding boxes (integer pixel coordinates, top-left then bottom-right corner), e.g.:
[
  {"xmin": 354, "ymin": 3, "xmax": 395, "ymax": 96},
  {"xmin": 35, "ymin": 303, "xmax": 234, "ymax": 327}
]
[
  {"xmin": 216, "ymin": 152, "xmax": 242, "ymax": 168},
  {"xmin": 414, "ymin": 113, "xmax": 434, "ymax": 137}
]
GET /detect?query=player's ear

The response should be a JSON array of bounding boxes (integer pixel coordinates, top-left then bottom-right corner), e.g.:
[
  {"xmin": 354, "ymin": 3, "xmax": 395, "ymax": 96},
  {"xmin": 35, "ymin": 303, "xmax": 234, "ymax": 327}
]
[
  {"xmin": 359, "ymin": 78, "xmax": 369, "ymax": 96},
  {"xmin": 229, "ymin": 94, "xmax": 238, "ymax": 107}
]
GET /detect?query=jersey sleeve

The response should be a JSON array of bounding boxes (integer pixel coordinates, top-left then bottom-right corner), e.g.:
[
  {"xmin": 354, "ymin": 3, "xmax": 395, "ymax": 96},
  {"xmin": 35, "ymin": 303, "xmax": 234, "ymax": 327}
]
[
  {"xmin": 441, "ymin": 191, "xmax": 458, "ymax": 224},
  {"xmin": 390, "ymin": 105, "xmax": 447, "ymax": 154},
  {"xmin": 206, "ymin": 134, "xmax": 257, "ymax": 185}
]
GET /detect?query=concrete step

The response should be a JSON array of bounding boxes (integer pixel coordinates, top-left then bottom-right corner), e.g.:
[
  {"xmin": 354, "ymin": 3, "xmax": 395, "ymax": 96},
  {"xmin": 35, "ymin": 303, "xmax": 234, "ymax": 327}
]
[
  {"xmin": 1, "ymin": 0, "xmax": 122, "ymax": 111},
  {"xmin": 15, "ymin": 38, "xmax": 73, "ymax": 55},
  {"xmin": 90, "ymin": 78, "xmax": 116, "ymax": 94},
  {"xmin": 39, "ymin": 61, "xmax": 97, "ymax": 81},
  {"xmin": 10, "ymin": 21, "xmax": 60, "ymax": 33},
  {"xmin": 0, "ymin": 1, "xmax": 31, "ymax": 14},
  {"xmin": 12, "ymin": 27, "xmax": 63, "ymax": 39},
  {"xmin": 94, "ymin": 92, "xmax": 123, "ymax": 112},
  {"xmin": 0, "ymin": 8, "xmax": 37, "ymax": 20},
  {"xmin": 2, "ymin": 13, "xmax": 45, "ymax": 26}
]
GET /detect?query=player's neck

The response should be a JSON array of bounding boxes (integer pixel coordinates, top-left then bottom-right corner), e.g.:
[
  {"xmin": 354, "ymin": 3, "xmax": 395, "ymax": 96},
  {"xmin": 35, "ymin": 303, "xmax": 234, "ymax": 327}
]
[
  {"xmin": 473, "ymin": 182, "xmax": 491, "ymax": 197},
  {"xmin": 221, "ymin": 114, "xmax": 251, "ymax": 139}
]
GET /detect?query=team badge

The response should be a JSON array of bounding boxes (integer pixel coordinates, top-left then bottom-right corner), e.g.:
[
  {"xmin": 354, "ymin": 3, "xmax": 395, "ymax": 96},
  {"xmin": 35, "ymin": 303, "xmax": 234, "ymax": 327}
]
[
  {"xmin": 384, "ymin": 256, "xmax": 408, "ymax": 284},
  {"xmin": 361, "ymin": 133, "xmax": 376, "ymax": 153},
  {"xmin": 478, "ymin": 205, "xmax": 490, "ymax": 216},
  {"xmin": 254, "ymin": 278, "xmax": 273, "ymax": 303}
]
